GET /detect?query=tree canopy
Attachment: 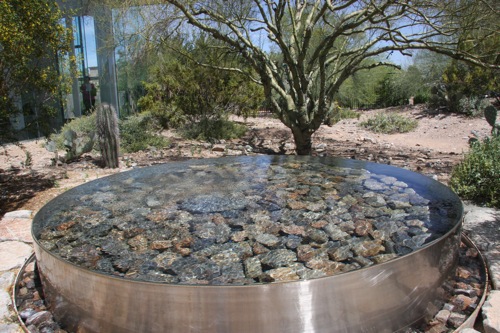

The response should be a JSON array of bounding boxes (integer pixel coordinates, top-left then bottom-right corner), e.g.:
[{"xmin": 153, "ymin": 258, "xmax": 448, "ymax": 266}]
[{"xmin": 0, "ymin": 0, "xmax": 71, "ymax": 141}]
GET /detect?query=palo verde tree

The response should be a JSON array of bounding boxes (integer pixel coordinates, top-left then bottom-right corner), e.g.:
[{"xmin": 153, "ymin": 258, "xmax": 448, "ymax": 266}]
[
  {"xmin": 162, "ymin": 0, "xmax": 499, "ymax": 154},
  {"xmin": 0, "ymin": 0, "xmax": 72, "ymax": 141}
]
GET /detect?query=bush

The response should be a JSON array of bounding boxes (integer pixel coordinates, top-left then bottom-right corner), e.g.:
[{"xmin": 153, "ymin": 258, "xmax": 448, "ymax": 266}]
[
  {"xmin": 49, "ymin": 114, "xmax": 97, "ymax": 151},
  {"xmin": 450, "ymin": 136, "xmax": 500, "ymax": 208},
  {"xmin": 119, "ymin": 113, "xmax": 170, "ymax": 153},
  {"xmin": 324, "ymin": 105, "xmax": 360, "ymax": 126},
  {"xmin": 360, "ymin": 113, "xmax": 418, "ymax": 134},
  {"xmin": 458, "ymin": 96, "xmax": 492, "ymax": 117},
  {"xmin": 179, "ymin": 117, "xmax": 247, "ymax": 142}
]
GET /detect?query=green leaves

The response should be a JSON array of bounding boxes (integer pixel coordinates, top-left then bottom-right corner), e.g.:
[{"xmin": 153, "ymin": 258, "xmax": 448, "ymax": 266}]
[
  {"xmin": 137, "ymin": 36, "xmax": 264, "ymax": 140},
  {"xmin": 360, "ymin": 113, "xmax": 418, "ymax": 134},
  {"xmin": 1, "ymin": 0, "xmax": 71, "ymax": 141},
  {"xmin": 450, "ymin": 136, "xmax": 500, "ymax": 208}
]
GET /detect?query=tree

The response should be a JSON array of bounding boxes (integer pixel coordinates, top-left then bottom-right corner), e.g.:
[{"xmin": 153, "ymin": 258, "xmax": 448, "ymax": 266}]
[
  {"xmin": 162, "ymin": 0, "xmax": 499, "ymax": 154},
  {"xmin": 338, "ymin": 65, "xmax": 393, "ymax": 109},
  {"xmin": 0, "ymin": 0, "xmax": 72, "ymax": 141},
  {"xmin": 427, "ymin": 0, "xmax": 500, "ymax": 112},
  {"xmin": 375, "ymin": 65, "xmax": 430, "ymax": 107},
  {"xmin": 138, "ymin": 36, "xmax": 265, "ymax": 138}
]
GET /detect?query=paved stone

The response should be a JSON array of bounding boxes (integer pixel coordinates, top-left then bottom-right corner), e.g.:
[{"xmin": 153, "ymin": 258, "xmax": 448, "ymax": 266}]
[
  {"xmin": 0, "ymin": 323, "xmax": 22, "ymax": 333},
  {"xmin": 462, "ymin": 203, "xmax": 500, "ymax": 289},
  {"xmin": 0, "ymin": 216, "xmax": 33, "ymax": 243},
  {"xmin": 0, "ymin": 289, "xmax": 12, "ymax": 323},
  {"xmin": 460, "ymin": 329, "xmax": 481, "ymax": 333},
  {"xmin": 483, "ymin": 290, "xmax": 500, "ymax": 333},
  {"xmin": 3, "ymin": 211, "xmax": 32, "ymax": 219},
  {"xmin": 0, "ymin": 242, "xmax": 32, "ymax": 271},
  {"xmin": 0, "ymin": 272, "xmax": 15, "ymax": 290}
]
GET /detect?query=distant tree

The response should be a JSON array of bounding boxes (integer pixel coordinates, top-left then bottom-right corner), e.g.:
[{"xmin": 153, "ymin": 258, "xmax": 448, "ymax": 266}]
[
  {"xmin": 375, "ymin": 65, "xmax": 430, "ymax": 107},
  {"xmin": 0, "ymin": 0, "xmax": 72, "ymax": 141},
  {"xmin": 138, "ymin": 36, "xmax": 264, "ymax": 137},
  {"xmin": 427, "ymin": 0, "xmax": 499, "ymax": 111},
  {"xmin": 164, "ymin": 0, "xmax": 499, "ymax": 154},
  {"xmin": 338, "ymin": 65, "xmax": 393, "ymax": 109}
]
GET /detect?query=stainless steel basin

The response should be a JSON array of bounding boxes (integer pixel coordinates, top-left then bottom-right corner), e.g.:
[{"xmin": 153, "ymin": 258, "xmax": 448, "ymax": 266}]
[{"xmin": 32, "ymin": 156, "xmax": 463, "ymax": 333}]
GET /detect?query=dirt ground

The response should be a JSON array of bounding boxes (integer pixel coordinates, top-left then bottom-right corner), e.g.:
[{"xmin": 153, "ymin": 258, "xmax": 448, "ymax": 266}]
[{"xmin": 0, "ymin": 105, "xmax": 492, "ymax": 218}]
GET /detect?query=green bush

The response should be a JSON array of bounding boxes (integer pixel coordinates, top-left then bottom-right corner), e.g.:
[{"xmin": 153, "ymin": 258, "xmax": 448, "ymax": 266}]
[
  {"xmin": 179, "ymin": 117, "xmax": 247, "ymax": 142},
  {"xmin": 119, "ymin": 113, "xmax": 170, "ymax": 153},
  {"xmin": 49, "ymin": 113, "xmax": 96, "ymax": 150},
  {"xmin": 324, "ymin": 106, "xmax": 360, "ymax": 125},
  {"xmin": 458, "ymin": 97, "xmax": 492, "ymax": 117},
  {"xmin": 429, "ymin": 84, "xmax": 492, "ymax": 116},
  {"xmin": 450, "ymin": 136, "xmax": 500, "ymax": 208},
  {"xmin": 360, "ymin": 113, "xmax": 418, "ymax": 134}
]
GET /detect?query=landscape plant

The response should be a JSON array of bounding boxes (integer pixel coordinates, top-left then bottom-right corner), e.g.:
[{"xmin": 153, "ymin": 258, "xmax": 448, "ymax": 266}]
[
  {"xmin": 119, "ymin": 112, "xmax": 170, "ymax": 153},
  {"xmin": 180, "ymin": 118, "xmax": 247, "ymax": 142},
  {"xmin": 428, "ymin": 64, "xmax": 495, "ymax": 116},
  {"xmin": 450, "ymin": 105, "xmax": 500, "ymax": 208},
  {"xmin": 450, "ymin": 135, "xmax": 500, "ymax": 208},
  {"xmin": 360, "ymin": 113, "xmax": 418, "ymax": 134},
  {"xmin": 48, "ymin": 114, "xmax": 97, "ymax": 151},
  {"xmin": 484, "ymin": 105, "xmax": 500, "ymax": 136},
  {"xmin": 375, "ymin": 66, "xmax": 431, "ymax": 108},
  {"xmin": 46, "ymin": 114, "xmax": 96, "ymax": 162}
]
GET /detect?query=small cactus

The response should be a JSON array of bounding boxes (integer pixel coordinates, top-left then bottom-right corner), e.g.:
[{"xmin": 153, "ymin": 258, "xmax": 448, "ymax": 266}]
[
  {"xmin": 484, "ymin": 105, "xmax": 500, "ymax": 136},
  {"xmin": 96, "ymin": 103, "xmax": 120, "ymax": 168}
]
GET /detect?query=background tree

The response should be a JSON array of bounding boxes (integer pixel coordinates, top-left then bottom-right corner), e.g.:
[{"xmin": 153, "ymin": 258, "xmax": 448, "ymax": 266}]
[
  {"xmin": 374, "ymin": 65, "xmax": 430, "ymax": 108},
  {"xmin": 138, "ymin": 36, "xmax": 265, "ymax": 140},
  {"xmin": 425, "ymin": 0, "xmax": 499, "ymax": 113},
  {"xmin": 163, "ymin": 0, "xmax": 499, "ymax": 154},
  {"xmin": 0, "ymin": 0, "xmax": 72, "ymax": 142},
  {"xmin": 337, "ymin": 65, "xmax": 393, "ymax": 109}
]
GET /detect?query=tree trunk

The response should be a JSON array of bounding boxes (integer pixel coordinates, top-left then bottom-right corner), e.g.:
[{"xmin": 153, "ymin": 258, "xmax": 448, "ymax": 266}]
[{"xmin": 291, "ymin": 127, "xmax": 313, "ymax": 155}]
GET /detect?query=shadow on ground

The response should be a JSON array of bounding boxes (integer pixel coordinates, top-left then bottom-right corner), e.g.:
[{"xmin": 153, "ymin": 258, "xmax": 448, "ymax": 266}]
[{"xmin": 0, "ymin": 168, "xmax": 56, "ymax": 218}]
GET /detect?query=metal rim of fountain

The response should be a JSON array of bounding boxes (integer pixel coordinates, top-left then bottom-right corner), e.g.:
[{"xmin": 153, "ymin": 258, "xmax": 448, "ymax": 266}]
[{"xmin": 13, "ymin": 235, "xmax": 489, "ymax": 332}]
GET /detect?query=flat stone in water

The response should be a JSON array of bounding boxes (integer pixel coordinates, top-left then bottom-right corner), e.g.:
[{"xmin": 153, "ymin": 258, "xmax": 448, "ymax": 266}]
[
  {"xmin": 260, "ymin": 249, "xmax": 297, "ymax": 268},
  {"xmin": 180, "ymin": 193, "xmax": 248, "ymax": 213}
]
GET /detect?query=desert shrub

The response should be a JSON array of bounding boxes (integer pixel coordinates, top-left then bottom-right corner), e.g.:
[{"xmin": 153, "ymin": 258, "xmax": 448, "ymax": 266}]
[
  {"xmin": 450, "ymin": 136, "xmax": 500, "ymax": 208},
  {"xmin": 119, "ymin": 113, "xmax": 169, "ymax": 153},
  {"xmin": 137, "ymin": 81, "xmax": 187, "ymax": 129},
  {"xmin": 428, "ymin": 59, "xmax": 498, "ymax": 116},
  {"xmin": 324, "ymin": 106, "xmax": 360, "ymax": 126},
  {"xmin": 49, "ymin": 113, "xmax": 96, "ymax": 150},
  {"xmin": 458, "ymin": 96, "xmax": 492, "ymax": 117},
  {"xmin": 428, "ymin": 84, "xmax": 491, "ymax": 116},
  {"xmin": 360, "ymin": 113, "xmax": 418, "ymax": 134},
  {"xmin": 180, "ymin": 117, "xmax": 247, "ymax": 142}
]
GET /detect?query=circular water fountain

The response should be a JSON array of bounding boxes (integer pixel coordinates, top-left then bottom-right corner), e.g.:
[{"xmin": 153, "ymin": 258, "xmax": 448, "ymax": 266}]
[{"xmin": 32, "ymin": 156, "xmax": 463, "ymax": 333}]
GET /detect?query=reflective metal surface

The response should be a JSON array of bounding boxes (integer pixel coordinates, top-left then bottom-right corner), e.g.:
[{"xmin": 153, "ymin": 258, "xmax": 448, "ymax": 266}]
[{"xmin": 32, "ymin": 156, "xmax": 463, "ymax": 333}]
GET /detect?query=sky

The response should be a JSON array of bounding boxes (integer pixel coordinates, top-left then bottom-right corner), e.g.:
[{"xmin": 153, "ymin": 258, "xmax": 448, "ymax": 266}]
[{"xmin": 81, "ymin": 16, "xmax": 98, "ymax": 68}]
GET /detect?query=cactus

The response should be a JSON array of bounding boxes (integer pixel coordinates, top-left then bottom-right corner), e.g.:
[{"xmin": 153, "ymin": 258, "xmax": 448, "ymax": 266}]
[
  {"xmin": 96, "ymin": 103, "xmax": 120, "ymax": 168},
  {"xmin": 484, "ymin": 105, "xmax": 500, "ymax": 136}
]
